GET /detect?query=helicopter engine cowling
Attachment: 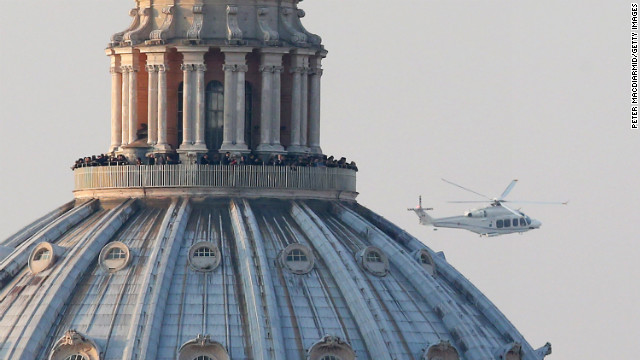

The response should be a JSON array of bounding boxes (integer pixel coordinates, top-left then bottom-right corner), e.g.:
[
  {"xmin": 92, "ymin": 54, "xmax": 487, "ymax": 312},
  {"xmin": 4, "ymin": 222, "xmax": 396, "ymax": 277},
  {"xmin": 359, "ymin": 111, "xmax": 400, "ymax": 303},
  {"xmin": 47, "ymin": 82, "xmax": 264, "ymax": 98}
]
[{"xmin": 465, "ymin": 209, "xmax": 487, "ymax": 218}]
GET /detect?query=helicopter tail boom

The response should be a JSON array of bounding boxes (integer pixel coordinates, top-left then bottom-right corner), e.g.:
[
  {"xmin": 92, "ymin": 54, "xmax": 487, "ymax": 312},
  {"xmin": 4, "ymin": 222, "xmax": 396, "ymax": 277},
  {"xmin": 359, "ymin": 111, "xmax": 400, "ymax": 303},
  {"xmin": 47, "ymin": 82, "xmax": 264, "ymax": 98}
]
[{"xmin": 408, "ymin": 196, "xmax": 434, "ymax": 225}]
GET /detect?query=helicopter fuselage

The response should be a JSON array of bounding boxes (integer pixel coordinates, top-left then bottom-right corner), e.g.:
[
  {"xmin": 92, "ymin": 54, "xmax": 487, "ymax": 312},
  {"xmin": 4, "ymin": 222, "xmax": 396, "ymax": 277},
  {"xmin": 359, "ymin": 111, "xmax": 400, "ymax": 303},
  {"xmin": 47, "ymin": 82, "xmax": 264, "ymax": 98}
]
[{"xmin": 430, "ymin": 205, "xmax": 541, "ymax": 236}]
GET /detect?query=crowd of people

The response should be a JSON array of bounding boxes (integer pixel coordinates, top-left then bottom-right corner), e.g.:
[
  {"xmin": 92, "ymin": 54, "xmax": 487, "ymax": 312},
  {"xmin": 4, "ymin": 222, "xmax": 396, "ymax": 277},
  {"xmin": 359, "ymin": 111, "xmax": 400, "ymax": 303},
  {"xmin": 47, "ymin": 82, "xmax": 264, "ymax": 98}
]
[{"xmin": 72, "ymin": 152, "xmax": 358, "ymax": 171}]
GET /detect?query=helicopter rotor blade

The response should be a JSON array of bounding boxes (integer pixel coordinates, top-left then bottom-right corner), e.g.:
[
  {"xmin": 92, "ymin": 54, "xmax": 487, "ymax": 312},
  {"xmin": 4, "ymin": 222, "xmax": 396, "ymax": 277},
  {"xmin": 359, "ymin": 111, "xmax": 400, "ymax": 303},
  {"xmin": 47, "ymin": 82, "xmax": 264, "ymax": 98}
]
[
  {"xmin": 502, "ymin": 200, "xmax": 569, "ymax": 205},
  {"xmin": 441, "ymin": 178, "xmax": 492, "ymax": 200},
  {"xmin": 499, "ymin": 179, "xmax": 518, "ymax": 200},
  {"xmin": 447, "ymin": 201, "xmax": 492, "ymax": 203},
  {"xmin": 501, "ymin": 203, "xmax": 524, "ymax": 217}
]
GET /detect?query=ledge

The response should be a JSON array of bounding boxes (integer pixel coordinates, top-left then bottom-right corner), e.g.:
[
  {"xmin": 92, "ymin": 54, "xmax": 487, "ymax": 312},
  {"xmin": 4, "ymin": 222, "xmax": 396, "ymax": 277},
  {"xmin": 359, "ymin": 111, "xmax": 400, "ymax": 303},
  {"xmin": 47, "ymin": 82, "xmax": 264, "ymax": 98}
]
[{"xmin": 73, "ymin": 165, "xmax": 357, "ymax": 200}]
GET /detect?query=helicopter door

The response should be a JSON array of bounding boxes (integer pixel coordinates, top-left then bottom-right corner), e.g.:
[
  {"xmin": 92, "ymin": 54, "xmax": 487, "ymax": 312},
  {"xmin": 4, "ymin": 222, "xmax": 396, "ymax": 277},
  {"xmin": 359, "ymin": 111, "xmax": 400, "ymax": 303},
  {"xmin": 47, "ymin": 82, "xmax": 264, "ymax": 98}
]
[{"xmin": 503, "ymin": 219, "xmax": 510, "ymax": 228}]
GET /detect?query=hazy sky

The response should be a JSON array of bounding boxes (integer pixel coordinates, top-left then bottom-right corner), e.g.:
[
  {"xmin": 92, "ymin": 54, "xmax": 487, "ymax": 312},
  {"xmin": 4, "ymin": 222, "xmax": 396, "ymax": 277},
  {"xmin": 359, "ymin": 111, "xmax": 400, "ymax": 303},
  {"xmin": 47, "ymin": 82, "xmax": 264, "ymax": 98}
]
[{"xmin": 0, "ymin": 1, "xmax": 636, "ymax": 358}]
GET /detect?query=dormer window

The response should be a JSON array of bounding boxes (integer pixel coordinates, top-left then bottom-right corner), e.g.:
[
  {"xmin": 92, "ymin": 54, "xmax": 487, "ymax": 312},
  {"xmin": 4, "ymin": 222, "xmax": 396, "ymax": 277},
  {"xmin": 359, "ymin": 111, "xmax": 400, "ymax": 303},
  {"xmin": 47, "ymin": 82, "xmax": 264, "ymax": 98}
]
[
  {"xmin": 29, "ymin": 242, "xmax": 57, "ymax": 274},
  {"xmin": 188, "ymin": 242, "xmax": 221, "ymax": 272},
  {"xmin": 99, "ymin": 242, "xmax": 131, "ymax": 273},
  {"xmin": 280, "ymin": 244, "xmax": 315, "ymax": 274},
  {"xmin": 358, "ymin": 246, "xmax": 389, "ymax": 277}
]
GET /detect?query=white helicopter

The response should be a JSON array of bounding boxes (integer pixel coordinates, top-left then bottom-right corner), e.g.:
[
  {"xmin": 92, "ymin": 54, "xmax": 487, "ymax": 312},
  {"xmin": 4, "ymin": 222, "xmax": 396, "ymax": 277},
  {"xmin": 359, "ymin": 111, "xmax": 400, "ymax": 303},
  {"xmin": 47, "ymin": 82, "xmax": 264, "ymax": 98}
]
[{"xmin": 408, "ymin": 179, "xmax": 567, "ymax": 237}]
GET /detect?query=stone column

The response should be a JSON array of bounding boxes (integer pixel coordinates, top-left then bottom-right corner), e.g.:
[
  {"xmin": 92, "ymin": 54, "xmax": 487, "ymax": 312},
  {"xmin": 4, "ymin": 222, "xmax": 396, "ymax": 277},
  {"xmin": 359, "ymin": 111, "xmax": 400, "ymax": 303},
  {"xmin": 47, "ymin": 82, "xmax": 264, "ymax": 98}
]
[
  {"xmin": 180, "ymin": 63, "xmax": 194, "ymax": 148},
  {"xmin": 128, "ymin": 66, "xmax": 138, "ymax": 145},
  {"xmin": 235, "ymin": 64, "xmax": 248, "ymax": 147},
  {"xmin": 109, "ymin": 61, "xmax": 122, "ymax": 153},
  {"xmin": 156, "ymin": 64, "xmax": 170, "ymax": 151},
  {"xmin": 257, "ymin": 49, "xmax": 287, "ymax": 154},
  {"xmin": 175, "ymin": 47, "xmax": 209, "ymax": 159},
  {"xmin": 288, "ymin": 50, "xmax": 314, "ymax": 154},
  {"xmin": 193, "ymin": 63, "xmax": 207, "ymax": 150},
  {"xmin": 308, "ymin": 52, "xmax": 326, "ymax": 154},
  {"xmin": 120, "ymin": 65, "xmax": 130, "ymax": 146},
  {"xmin": 146, "ymin": 65, "xmax": 158, "ymax": 146},
  {"xmin": 222, "ymin": 63, "xmax": 237, "ymax": 148},
  {"xmin": 220, "ymin": 47, "xmax": 252, "ymax": 154}
]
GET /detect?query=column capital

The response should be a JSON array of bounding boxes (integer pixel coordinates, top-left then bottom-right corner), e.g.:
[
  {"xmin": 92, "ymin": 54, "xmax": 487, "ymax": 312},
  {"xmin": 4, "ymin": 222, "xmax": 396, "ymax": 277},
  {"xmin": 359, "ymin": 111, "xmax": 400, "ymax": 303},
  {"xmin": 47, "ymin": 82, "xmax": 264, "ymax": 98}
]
[
  {"xmin": 290, "ymin": 66, "xmax": 310, "ymax": 75},
  {"xmin": 145, "ymin": 64, "xmax": 159, "ymax": 73},
  {"xmin": 194, "ymin": 64, "xmax": 207, "ymax": 72},
  {"xmin": 180, "ymin": 63, "xmax": 196, "ymax": 72},
  {"xmin": 222, "ymin": 64, "xmax": 248, "ymax": 72},
  {"xmin": 110, "ymin": 67, "xmax": 121, "ymax": 74},
  {"xmin": 259, "ymin": 65, "xmax": 284, "ymax": 73}
]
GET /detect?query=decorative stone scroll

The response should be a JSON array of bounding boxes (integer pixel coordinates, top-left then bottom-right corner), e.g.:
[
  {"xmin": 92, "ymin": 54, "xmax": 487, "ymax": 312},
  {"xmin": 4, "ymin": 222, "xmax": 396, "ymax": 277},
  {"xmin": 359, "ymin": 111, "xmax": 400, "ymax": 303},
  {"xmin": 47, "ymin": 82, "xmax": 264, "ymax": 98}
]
[
  {"xmin": 280, "ymin": 8, "xmax": 307, "ymax": 46},
  {"xmin": 257, "ymin": 7, "xmax": 279, "ymax": 46},
  {"xmin": 187, "ymin": 5, "xmax": 204, "ymax": 42},
  {"xmin": 495, "ymin": 342, "xmax": 523, "ymax": 360},
  {"xmin": 422, "ymin": 340, "xmax": 460, "ymax": 360},
  {"xmin": 123, "ymin": 7, "xmax": 152, "ymax": 45},
  {"xmin": 178, "ymin": 334, "xmax": 230, "ymax": 360},
  {"xmin": 226, "ymin": 5, "xmax": 244, "ymax": 44},
  {"xmin": 110, "ymin": 8, "xmax": 139, "ymax": 46},
  {"xmin": 148, "ymin": 6, "xmax": 175, "ymax": 45},
  {"xmin": 307, "ymin": 335, "xmax": 356, "ymax": 360},
  {"xmin": 296, "ymin": 9, "xmax": 322, "ymax": 45},
  {"xmin": 48, "ymin": 330, "xmax": 101, "ymax": 360}
]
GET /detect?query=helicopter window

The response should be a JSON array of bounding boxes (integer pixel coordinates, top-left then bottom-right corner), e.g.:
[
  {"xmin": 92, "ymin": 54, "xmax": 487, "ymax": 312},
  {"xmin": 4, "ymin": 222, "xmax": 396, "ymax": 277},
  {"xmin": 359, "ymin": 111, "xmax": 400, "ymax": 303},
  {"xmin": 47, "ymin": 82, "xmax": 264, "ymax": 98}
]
[
  {"xmin": 512, "ymin": 219, "xmax": 518, "ymax": 227},
  {"xmin": 525, "ymin": 216, "xmax": 531, "ymax": 225},
  {"xmin": 496, "ymin": 220, "xmax": 503, "ymax": 228},
  {"xmin": 503, "ymin": 219, "xmax": 510, "ymax": 228},
  {"xmin": 519, "ymin": 218, "xmax": 526, "ymax": 226}
]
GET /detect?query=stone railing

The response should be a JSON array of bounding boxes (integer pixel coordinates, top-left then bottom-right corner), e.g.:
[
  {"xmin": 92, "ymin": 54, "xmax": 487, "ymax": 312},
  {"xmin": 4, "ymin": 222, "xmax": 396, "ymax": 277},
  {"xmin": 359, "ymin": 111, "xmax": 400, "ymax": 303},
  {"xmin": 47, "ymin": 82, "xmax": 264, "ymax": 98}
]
[{"xmin": 73, "ymin": 165, "xmax": 357, "ymax": 193}]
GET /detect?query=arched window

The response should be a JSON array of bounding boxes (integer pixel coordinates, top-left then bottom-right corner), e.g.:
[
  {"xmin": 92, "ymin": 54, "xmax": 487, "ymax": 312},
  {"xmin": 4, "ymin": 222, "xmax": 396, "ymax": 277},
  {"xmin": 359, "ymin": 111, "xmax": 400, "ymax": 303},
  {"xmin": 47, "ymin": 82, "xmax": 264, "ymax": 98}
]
[
  {"xmin": 244, "ymin": 81, "xmax": 253, "ymax": 148},
  {"xmin": 177, "ymin": 82, "xmax": 184, "ymax": 145},
  {"xmin": 205, "ymin": 81, "xmax": 224, "ymax": 151},
  {"xmin": 192, "ymin": 356, "xmax": 213, "ymax": 360}
]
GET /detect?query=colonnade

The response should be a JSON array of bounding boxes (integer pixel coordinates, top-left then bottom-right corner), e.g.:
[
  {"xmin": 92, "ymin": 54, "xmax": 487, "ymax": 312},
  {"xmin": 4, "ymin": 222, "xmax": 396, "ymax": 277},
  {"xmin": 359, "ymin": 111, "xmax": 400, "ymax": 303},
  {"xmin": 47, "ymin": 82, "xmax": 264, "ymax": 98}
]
[{"xmin": 107, "ymin": 46, "xmax": 325, "ymax": 157}]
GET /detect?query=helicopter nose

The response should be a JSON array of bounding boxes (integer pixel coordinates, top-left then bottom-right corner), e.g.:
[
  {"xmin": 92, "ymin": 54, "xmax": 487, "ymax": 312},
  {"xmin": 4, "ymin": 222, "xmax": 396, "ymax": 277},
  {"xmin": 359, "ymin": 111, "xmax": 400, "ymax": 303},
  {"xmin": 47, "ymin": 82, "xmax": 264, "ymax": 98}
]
[{"xmin": 530, "ymin": 219, "xmax": 542, "ymax": 229}]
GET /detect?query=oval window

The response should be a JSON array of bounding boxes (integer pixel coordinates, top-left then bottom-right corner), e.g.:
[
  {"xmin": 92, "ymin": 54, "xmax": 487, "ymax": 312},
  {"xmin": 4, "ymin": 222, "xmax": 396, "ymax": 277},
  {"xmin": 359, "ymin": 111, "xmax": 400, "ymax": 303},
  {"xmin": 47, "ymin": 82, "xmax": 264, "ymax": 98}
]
[
  {"xmin": 280, "ymin": 244, "xmax": 315, "ymax": 275},
  {"xmin": 99, "ymin": 242, "xmax": 131, "ymax": 273},
  {"xmin": 188, "ymin": 242, "xmax": 221, "ymax": 272},
  {"xmin": 358, "ymin": 246, "xmax": 389, "ymax": 277},
  {"xmin": 28, "ymin": 242, "xmax": 57, "ymax": 274}
]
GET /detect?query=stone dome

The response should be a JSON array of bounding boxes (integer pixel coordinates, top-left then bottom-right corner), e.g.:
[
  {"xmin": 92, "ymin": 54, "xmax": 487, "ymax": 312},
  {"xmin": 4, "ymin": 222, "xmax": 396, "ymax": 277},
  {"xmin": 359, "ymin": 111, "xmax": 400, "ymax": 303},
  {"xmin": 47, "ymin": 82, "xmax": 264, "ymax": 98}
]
[
  {"xmin": 0, "ymin": 196, "xmax": 551, "ymax": 360},
  {"xmin": 0, "ymin": 1, "xmax": 552, "ymax": 360}
]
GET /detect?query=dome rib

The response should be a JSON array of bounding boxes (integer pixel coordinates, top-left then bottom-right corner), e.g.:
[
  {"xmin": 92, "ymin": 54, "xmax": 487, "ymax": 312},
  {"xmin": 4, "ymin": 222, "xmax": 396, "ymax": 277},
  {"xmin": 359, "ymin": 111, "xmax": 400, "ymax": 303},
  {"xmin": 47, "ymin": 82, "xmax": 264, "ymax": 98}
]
[
  {"xmin": 0, "ymin": 200, "xmax": 99, "ymax": 290},
  {"xmin": 122, "ymin": 198, "xmax": 190, "ymax": 360},
  {"xmin": 8, "ymin": 199, "xmax": 137, "ymax": 360},
  {"xmin": 1, "ymin": 200, "xmax": 75, "ymax": 249},
  {"xmin": 235, "ymin": 199, "xmax": 286, "ymax": 359},
  {"xmin": 229, "ymin": 200, "xmax": 282, "ymax": 360},
  {"xmin": 290, "ymin": 202, "xmax": 394, "ymax": 360}
]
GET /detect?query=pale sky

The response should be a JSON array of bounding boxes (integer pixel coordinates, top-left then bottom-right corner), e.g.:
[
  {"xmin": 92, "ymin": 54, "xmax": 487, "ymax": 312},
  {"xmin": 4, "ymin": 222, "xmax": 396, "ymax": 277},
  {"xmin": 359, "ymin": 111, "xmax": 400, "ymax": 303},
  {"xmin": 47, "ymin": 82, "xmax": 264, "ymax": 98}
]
[{"xmin": 0, "ymin": 1, "xmax": 636, "ymax": 359}]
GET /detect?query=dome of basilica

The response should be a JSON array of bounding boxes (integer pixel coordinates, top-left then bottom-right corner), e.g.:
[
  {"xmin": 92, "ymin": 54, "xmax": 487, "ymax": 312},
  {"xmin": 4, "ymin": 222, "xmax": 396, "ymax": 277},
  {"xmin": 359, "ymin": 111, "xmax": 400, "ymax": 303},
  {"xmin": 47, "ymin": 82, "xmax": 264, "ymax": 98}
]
[{"xmin": 0, "ymin": 1, "xmax": 551, "ymax": 360}]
